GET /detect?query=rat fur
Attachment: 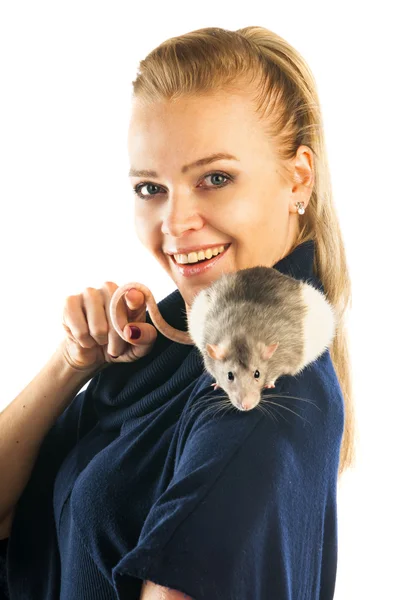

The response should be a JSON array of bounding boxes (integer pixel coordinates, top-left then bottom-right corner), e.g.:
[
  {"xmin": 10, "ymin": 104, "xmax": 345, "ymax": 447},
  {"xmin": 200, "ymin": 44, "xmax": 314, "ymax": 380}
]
[{"xmin": 186, "ymin": 266, "xmax": 336, "ymax": 412}]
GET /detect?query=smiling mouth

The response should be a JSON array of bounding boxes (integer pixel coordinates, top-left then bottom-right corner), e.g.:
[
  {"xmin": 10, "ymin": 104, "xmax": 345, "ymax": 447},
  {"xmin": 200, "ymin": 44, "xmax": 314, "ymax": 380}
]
[{"xmin": 170, "ymin": 244, "xmax": 231, "ymax": 266}]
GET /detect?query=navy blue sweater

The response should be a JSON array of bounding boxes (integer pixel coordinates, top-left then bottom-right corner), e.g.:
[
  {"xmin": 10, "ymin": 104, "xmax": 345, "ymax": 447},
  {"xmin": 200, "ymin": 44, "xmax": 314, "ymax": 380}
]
[{"xmin": 2, "ymin": 240, "xmax": 344, "ymax": 599}]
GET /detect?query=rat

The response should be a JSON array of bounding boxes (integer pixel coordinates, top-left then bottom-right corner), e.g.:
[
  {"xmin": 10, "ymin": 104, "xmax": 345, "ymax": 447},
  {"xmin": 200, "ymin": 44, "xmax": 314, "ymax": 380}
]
[{"xmin": 108, "ymin": 266, "xmax": 336, "ymax": 412}]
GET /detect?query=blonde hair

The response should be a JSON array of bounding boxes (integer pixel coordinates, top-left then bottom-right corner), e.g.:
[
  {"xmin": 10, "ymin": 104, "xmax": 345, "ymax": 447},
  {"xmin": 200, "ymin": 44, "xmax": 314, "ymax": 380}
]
[{"xmin": 130, "ymin": 26, "xmax": 356, "ymax": 479}]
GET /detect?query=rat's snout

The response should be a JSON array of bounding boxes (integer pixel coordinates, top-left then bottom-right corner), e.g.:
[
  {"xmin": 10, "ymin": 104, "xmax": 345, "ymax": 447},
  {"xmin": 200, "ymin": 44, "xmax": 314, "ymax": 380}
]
[{"xmin": 237, "ymin": 393, "xmax": 261, "ymax": 412}]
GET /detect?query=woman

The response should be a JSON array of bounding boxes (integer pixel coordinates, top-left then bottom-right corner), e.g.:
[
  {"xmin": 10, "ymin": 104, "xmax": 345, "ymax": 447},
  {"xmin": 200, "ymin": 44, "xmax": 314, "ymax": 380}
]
[{"xmin": 0, "ymin": 25, "xmax": 355, "ymax": 600}]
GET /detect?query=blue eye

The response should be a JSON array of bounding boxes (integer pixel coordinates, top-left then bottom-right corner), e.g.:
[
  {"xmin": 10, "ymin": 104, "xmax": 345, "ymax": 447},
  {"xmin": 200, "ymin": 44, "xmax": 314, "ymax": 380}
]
[{"xmin": 132, "ymin": 171, "xmax": 234, "ymax": 200}]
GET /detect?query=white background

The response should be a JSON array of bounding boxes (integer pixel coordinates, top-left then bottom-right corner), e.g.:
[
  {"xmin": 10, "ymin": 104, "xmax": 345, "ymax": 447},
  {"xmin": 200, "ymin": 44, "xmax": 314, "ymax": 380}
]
[{"xmin": 1, "ymin": 1, "xmax": 397, "ymax": 598}]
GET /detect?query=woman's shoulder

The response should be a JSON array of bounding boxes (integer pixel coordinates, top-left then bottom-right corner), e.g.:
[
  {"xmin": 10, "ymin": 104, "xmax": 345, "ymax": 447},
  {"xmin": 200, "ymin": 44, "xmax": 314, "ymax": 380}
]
[{"xmin": 177, "ymin": 349, "xmax": 344, "ymax": 472}]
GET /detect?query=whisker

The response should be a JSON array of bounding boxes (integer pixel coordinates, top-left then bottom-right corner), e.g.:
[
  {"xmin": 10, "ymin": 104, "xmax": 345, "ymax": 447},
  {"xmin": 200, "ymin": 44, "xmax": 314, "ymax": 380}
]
[
  {"xmin": 261, "ymin": 400, "xmax": 310, "ymax": 425},
  {"xmin": 256, "ymin": 402, "xmax": 280, "ymax": 425},
  {"xmin": 260, "ymin": 392, "xmax": 321, "ymax": 411},
  {"xmin": 208, "ymin": 400, "xmax": 227, "ymax": 420},
  {"xmin": 184, "ymin": 385, "xmax": 321, "ymax": 426},
  {"xmin": 263, "ymin": 402, "xmax": 291, "ymax": 424}
]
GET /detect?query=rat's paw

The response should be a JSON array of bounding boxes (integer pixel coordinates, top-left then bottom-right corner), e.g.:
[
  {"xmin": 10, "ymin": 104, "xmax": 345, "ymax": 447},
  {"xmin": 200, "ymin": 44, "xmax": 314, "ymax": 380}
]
[
  {"xmin": 263, "ymin": 381, "xmax": 275, "ymax": 389},
  {"xmin": 211, "ymin": 382, "xmax": 220, "ymax": 390}
]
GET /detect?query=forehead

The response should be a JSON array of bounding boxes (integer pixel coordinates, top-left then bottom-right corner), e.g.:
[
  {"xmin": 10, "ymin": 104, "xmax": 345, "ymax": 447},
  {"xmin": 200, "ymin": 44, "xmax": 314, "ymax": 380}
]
[
  {"xmin": 127, "ymin": 92, "xmax": 270, "ymax": 164},
  {"xmin": 130, "ymin": 91, "xmax": 256, "ymax": 120},
  {"xmin": 229, "ymin": 336, "xmax": 252, "ymax": 370}
]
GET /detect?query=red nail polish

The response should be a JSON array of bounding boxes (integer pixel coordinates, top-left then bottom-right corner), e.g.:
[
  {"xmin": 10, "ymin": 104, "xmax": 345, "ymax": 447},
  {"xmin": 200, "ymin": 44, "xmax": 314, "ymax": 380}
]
[{"xmin": 129, "ymin": 326, "xmax": 141, "ymax": 339}]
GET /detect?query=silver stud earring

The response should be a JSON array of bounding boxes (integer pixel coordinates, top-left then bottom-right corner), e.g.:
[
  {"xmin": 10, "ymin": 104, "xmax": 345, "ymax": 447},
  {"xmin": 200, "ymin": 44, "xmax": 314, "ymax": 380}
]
[{"xmin": 296, "ymin": 202, "xmax": 305, "ymax": 215}]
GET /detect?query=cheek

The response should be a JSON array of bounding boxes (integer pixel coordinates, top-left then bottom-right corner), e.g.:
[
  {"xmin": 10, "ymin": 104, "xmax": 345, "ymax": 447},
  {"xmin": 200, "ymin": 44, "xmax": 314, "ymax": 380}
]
[
  {"xmin": 134, "ymin": 210, "xmax": 157, "ymax": 246},
  {"xmin": 133, "ymin": 208, "xmax": 144, "ymax": 234},
  {"xmin": 209, "ymin": 189, "xmax": 278, "ymax": 234},
  {"xmin": 208, "ymin": 194, "xmax": 252, "ymax": 223}
]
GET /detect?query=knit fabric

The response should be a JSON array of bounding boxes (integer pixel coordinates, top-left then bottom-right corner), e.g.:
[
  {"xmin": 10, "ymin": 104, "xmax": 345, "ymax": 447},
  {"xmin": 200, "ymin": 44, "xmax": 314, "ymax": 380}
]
[{"xmin": 2, "ymin": 240, "xmax": 344, "ymax": 599}]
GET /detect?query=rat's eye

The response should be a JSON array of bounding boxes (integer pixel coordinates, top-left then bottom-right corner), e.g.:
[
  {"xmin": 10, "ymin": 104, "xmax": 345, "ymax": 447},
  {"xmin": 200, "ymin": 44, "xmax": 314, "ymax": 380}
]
[
  {"xmin": 227, "ymin": 372, "xmax": 234, "ymax": 381},
  {"xmin": 254, "ymin": 370, "xmax": 260, "ymax": 379}
]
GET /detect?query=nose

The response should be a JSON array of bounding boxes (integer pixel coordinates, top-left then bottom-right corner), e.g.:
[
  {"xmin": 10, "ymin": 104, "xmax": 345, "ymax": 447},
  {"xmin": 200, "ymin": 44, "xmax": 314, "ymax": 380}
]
[
  {"xmin": 161, "ymin": 193, "xmax": 204, "ymax": 238},
  {"xmin": 240, "ymin": 395, "xmax": 259, "ymax": 411}
]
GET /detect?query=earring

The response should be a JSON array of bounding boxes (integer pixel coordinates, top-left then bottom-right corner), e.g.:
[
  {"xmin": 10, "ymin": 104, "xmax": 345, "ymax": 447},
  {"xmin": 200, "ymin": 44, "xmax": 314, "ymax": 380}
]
[{"xmin": 296, "ymin": 202, "xmax": 305, "ymax": 215}]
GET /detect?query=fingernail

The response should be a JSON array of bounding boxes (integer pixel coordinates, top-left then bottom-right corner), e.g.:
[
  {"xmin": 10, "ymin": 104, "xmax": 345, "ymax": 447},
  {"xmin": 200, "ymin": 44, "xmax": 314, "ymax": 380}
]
[
  {"xmin": 129, "ymin": 326, "xmax": 141, "ymax": 340},
  {"xmin": 125, "ymin": 290, "xmax": 135, "ymax": 303}
]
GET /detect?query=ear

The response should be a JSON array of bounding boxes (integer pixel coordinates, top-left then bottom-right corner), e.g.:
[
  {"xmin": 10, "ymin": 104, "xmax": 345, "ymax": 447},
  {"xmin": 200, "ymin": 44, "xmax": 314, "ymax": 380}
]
[
  {"xmin": 258, "ymin": 341, "xmax": 279, "ymax": 360},
  {"xmin": 206, "ymin": 342, "xmax": 230, "ymax": 361}
]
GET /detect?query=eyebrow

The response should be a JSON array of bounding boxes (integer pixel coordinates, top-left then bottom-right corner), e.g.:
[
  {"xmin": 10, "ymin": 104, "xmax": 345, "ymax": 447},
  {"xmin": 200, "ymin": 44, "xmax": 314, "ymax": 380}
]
[{"xmin": 128, "ymin": 152, "xmax": 239, "ymax": 178}]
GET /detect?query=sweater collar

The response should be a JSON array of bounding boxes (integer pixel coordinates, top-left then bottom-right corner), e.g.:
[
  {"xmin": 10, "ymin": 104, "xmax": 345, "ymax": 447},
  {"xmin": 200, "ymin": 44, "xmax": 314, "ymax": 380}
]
[{"xmin": 273, "ymin": 238, "xmax": 316, "ymax": 280}]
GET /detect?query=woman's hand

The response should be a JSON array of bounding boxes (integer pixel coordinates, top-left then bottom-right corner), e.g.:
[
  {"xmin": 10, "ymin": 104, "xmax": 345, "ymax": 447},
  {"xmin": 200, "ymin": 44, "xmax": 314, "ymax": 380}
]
[{"xmin": 60, "ymin": 281, "xmax": 157, "ymax": 373}]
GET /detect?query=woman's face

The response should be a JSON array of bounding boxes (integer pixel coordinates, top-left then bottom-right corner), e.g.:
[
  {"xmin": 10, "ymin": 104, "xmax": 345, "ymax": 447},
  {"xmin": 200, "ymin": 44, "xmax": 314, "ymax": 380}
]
[{"xmin": 127, "ymin": 91, "xmax": 313, "ymax": 310}]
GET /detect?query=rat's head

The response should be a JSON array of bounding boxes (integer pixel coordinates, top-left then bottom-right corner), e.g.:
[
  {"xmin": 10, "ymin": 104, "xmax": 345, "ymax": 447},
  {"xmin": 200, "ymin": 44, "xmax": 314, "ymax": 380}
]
[{"xmin": 205, "ymin": 336, "xmax": 279, "ymax": 411}]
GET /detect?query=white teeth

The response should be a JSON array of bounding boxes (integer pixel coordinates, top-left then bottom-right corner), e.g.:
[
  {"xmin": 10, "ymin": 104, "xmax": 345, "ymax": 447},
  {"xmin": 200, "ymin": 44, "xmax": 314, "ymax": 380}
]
[{"xmin": 174, "ymin": 245, "xmax": 227, "ymax": 264}]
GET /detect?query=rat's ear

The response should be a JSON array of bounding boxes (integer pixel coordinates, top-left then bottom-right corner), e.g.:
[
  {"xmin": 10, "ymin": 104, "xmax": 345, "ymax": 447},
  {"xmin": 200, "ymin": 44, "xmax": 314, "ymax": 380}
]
[
  {"xmin": 206, "ymin": 342, "xmax": 230, "ymax": 361},
  {"xmin": 258, "ymin": 341, "xmax": 279, "ymax": 361}
]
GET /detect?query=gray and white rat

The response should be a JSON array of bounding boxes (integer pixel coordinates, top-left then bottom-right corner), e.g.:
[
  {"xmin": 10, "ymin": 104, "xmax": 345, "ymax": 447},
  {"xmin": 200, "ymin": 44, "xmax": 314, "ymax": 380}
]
[
  {"xmin": 108, "ymin": 266, "xmax": 335, "ymax": 413},
  {"xmin": 186, "ymin": 266, "xmax": 336, "ymax": 412}
]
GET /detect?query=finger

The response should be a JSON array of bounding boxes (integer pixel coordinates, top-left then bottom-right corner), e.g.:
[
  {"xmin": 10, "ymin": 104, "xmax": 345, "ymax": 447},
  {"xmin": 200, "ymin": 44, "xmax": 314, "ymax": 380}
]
[
  {"xmin": 120, "ymin": 323, "xmax": 158, "ymax": 360},
  {"xmin": 82, "ymin": 287, "xmax": 111, "ymax": 347},
  {"xmin": 101, "ymin": 281, "xmax": 132, "ymax": 356},
  {"xmin": 63, "ymin": 295, "xmax": 97, "ymax": 348},
  {"xmin": 124, "ymin": 288, "xmax": 145, "ymax": 312},
  {"xmin": 122, "ymin": 322, "xmax": 158, "ymax": 347},
  {"xmin": 107, "ymin": 284, "xmax": 146, "ymax": 339}
]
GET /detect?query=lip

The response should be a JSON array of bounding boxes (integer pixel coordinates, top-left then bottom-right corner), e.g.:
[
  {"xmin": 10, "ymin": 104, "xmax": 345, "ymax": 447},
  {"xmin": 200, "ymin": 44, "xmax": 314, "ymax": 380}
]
[{"xmin": 170, "ymin": 244, "xmax": 231, "ymax": 277}]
